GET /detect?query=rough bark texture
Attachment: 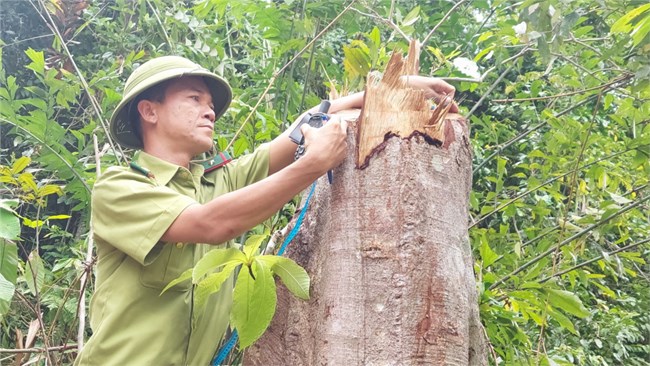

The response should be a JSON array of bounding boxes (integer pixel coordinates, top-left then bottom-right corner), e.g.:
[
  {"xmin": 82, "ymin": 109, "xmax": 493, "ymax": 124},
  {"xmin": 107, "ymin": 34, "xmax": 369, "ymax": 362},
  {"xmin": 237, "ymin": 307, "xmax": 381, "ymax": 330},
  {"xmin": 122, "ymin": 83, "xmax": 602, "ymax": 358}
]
[{"xmin": 246, "ymin": 43, "xmax": 486, "ymax": 365}]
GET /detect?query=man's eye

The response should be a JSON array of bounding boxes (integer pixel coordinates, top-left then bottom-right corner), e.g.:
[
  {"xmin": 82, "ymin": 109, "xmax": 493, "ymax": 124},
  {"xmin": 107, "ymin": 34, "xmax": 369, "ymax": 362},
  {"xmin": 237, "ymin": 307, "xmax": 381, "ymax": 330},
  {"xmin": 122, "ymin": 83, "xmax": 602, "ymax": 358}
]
[{"xmin": 191, "ymin": 96, "xmax": 200, "ymax": 101}]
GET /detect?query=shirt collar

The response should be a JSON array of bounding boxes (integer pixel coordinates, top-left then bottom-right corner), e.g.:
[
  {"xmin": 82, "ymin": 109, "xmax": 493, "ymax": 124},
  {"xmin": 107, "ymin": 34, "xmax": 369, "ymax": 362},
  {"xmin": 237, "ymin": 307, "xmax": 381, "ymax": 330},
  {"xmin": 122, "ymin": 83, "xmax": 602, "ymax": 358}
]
[{"xmin": 134, "ymin": 152, "xmax": 208, "ymax": 186}]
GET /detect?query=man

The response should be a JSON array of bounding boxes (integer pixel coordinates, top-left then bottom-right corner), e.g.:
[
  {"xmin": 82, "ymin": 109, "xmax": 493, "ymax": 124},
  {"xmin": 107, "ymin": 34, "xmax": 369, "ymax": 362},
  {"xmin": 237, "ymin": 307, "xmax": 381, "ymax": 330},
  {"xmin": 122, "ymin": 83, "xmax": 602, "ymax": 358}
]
[{"xmin": 75, "ymin": 55, "xmax": 457, "ymax": 365}]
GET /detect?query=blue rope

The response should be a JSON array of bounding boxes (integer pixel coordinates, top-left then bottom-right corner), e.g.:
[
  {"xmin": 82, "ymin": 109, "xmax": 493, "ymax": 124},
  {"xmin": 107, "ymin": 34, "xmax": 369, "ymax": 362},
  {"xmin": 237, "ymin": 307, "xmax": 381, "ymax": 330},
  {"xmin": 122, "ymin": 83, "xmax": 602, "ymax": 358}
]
[
  {"xmin": 213, "ymin": 330, "xmax": 238, "ymax": 365},
  {"xmin": 278, "ymin": 182, "xmax": 317, "ymax": 256},
  {"xmin": 212, "ymin": 182, "xmax": 318, "ymax": 365}
]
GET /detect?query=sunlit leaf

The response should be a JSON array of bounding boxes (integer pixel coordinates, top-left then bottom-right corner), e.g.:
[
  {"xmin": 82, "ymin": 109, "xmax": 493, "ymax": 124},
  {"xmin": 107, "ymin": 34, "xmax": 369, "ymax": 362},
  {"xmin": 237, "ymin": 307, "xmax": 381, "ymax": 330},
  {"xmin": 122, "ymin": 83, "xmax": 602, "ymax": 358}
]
[
  {"xmin": 545, "ymin": 289, "xmax": 589, "ymax": 318},
  {"xmin": 258, "ymin": 255, "xmax": 310, "ymax": 300},
  {"xmin": 192, "ymin": 247, "xmax": 245, "ymax": 283},
  {"xmin": 231, "ymin": 259, "xmax": 276, "ymax": 349}
]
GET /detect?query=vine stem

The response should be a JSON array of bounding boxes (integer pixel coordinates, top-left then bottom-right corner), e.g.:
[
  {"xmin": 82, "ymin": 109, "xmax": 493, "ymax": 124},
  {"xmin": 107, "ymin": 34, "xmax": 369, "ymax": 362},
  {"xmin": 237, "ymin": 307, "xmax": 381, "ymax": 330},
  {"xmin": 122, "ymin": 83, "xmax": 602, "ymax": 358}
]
[
  {"xmin": 353, "ymin": 5, "xmax": 410, "ymax": 42},
  {"xmin": 31, "ymin": 0, "xmax": 125, "ymax": 165},
  {"xmin": 489, "ymin": 194, "xmax": 650, "ymax": 290},
  {"xmin": 76, "ymin": 134, "xmax": 101, "ymax": 351},
  {"xmin": 0, "ymin": 345, "xmax": 77, "ymax": 354},
  {"xmin": 492, "ymin": 76, "xmax": 626, "ymax": 102},
  {"xmin": 421, "ymin": 0, "xmax": 468, "ymax": 47},
  {"xmin": 473, "ymin": 74, "xmax": 632, "ymax": 173},
  {"xmin": 470, "ymin": 148, "xmax": 632, "ymax": 229},
  {"xmin": 225, "ymin": 0, "xmax": 357, "ymax": 151},
  {"xmin": 539, "ymin": 238, "xmax": 650, "ymax": 283},
  {"xmin": 146, "ymin": 0, "xmax": 174, "ymax": 51},
  {"xmin": 536, "ymin": 91, "xmax": 602, "ymax": 358}
]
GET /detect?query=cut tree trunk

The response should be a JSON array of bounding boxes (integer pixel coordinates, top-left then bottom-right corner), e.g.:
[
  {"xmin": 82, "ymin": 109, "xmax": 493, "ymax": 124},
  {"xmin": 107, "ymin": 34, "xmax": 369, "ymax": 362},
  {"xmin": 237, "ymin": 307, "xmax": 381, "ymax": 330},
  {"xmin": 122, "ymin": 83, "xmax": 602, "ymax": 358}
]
[{"xmin": 246, "ymin": 41, "xmax": 487, "ymax": 365}]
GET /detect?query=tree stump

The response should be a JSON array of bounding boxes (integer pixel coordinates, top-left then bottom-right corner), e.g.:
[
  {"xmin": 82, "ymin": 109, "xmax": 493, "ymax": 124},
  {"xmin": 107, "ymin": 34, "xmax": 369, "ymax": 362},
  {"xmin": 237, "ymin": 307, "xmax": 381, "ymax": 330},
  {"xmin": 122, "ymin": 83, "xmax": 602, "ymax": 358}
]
[{"xmin": 246, "ymin": 42, "xmax": 486, "ymax": 365}]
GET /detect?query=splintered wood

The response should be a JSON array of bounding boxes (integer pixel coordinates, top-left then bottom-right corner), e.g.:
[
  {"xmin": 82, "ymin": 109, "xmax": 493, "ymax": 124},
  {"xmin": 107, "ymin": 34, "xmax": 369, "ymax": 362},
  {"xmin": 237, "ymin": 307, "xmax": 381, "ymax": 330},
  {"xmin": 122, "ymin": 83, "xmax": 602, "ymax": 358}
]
[{"xmin": 357, "ymin": 40, "xmax": 454, "ymax": 168}]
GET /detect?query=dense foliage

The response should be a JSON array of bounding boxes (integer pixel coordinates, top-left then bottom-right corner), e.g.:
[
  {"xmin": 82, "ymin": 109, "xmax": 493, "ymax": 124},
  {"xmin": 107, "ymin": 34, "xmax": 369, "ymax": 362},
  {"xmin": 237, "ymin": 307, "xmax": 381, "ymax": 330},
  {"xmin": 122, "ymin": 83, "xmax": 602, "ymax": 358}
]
[{"xmin": 1, "ymin": 0, "xmax": 648, "ymax": 364}]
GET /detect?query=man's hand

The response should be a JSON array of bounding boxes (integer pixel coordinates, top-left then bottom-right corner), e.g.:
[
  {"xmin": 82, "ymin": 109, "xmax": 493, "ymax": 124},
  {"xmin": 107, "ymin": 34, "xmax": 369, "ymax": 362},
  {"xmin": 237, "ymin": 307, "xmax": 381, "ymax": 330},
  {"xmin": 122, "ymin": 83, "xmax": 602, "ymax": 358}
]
[
  {"xmin": 300, "ymin": 115, "xmax": 348, "ymax": 172},
  {"xmin": 402, "ymin": 75, "xmax": 459, "ymax": 113}
]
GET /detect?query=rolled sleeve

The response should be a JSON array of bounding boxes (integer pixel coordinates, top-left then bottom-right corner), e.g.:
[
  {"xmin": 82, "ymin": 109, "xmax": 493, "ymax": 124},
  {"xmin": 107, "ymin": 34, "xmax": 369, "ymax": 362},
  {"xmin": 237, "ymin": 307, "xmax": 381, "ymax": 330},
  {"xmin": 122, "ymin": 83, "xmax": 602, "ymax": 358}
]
[{"xmin": 92, "ymin": 167, "xmax": 197, "ymax": 265}]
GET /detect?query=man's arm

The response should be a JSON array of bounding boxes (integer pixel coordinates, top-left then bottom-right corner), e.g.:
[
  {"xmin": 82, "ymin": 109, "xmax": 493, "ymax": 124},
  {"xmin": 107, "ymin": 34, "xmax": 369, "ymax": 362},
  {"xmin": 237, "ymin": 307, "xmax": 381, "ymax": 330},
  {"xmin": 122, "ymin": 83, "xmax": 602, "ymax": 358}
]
[
  {"xmin": 267, "ymin": 93, "xmax": 364, "ymax": 175},
  {"xmin": 267, "ymin": 76, "xmax": 458, "ymax": 175},
  {"xmin": 160, "ymin": 118, "xmax": 348, "ymax": 245}
]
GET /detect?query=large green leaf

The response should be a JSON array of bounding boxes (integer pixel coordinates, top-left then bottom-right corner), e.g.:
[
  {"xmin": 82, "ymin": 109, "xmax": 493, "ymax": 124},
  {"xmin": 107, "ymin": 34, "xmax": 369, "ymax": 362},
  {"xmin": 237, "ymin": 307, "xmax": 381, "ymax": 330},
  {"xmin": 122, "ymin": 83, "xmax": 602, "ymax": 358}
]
[
  {"xmin": 231, "ymin": 259, "xmax": 276, "ymax": 349},
  {"xmin": 546, "ymin": 307, "xmax": 577, "ymax": 335},
  {"xmin": 258, "ymin": 255, "xmax": 310, "ymax": 300},
  {"xmin": 24, "ymin": 251, "xmax": 45, "ymax": 296},
  {"xmin": 243, "ymin": 234, "xmax": 267, "ymax": 258},
  {"xmin": 545, "ymin": 289, "xmax": 590, "ymax": 318},
  {"xmin": 192, "ymin": 247, "xmax": 245, "ymax": 283},
  {"xmin": 0, "ymin": 209, "xmax": 20, "ymax": 242},
  {"xmin": 611, "ymin": 3, "xmax": 650, "ymax": 34},
  {"xmin": 0, "ymin": 240, "xmax": 18, "ymax": 284},
  {"xmin": 161, "ymin": 268, "xmax": 193, "ymax": 294},
  {"xmin": 0, "ymin": 274, "xmax": 14, "ymax": 320},
  {"xmin": 193, "ymin": 262, "xmax": 239, "ymax": 323}
]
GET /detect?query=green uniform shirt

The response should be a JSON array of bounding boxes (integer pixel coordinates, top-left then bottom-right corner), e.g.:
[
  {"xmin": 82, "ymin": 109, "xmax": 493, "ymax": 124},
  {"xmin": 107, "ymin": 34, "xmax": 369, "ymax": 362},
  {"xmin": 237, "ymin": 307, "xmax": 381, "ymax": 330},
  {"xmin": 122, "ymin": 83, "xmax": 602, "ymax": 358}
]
[{"xmin": 75, "ymin": 145, "xmax": 270, "ymax": 366}]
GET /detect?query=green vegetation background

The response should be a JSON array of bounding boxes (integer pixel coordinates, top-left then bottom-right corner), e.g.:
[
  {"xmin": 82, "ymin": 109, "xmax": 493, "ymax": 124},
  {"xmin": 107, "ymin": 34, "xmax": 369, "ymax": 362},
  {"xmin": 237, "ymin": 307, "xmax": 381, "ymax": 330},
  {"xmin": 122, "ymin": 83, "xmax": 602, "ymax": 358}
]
[{"xmin": 0, "ymin": 0, "xmax": 648, "ymax": 364}]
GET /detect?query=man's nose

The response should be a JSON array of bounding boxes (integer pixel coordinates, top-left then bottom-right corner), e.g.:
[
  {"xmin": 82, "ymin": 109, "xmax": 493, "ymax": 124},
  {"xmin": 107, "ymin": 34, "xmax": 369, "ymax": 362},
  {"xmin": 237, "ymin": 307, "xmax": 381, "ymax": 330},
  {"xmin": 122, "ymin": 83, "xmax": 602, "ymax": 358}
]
[{"xmin": 204, "ymin": 106, "xmax": 216, "ymax": 122}]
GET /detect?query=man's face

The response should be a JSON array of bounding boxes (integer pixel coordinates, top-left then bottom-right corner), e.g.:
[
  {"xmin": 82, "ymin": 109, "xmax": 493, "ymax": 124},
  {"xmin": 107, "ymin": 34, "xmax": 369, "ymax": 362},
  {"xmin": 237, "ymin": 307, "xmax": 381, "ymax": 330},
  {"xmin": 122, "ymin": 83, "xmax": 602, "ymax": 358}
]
[{"xmin": 152, "ymin": 76, "xmax": 216, "ymax": 156}]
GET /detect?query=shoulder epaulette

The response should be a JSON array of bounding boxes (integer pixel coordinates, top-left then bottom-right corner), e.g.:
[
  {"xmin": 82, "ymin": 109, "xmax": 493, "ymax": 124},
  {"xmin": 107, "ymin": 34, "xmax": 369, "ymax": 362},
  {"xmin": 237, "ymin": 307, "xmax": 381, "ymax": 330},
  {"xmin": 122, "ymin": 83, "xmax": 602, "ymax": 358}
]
[{"xmin": 201, "ymin": 151, "xmax": 232, "ymax": 173}]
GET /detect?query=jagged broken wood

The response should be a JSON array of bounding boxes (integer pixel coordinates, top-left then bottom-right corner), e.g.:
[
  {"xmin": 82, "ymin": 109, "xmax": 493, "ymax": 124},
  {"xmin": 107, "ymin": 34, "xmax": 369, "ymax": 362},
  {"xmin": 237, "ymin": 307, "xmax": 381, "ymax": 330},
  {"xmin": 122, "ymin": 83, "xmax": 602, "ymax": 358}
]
[{"xmin": 247, "ymin": 40, "xmax": 487, "ymax": 365}]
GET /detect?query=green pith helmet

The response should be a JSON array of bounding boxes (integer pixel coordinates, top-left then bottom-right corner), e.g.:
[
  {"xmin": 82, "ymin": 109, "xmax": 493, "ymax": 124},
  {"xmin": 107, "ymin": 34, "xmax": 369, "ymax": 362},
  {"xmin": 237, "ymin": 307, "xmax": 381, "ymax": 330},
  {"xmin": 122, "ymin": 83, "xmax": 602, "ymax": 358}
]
[{"xmin": 109, "ymin": 55, "xmax": 232, "ymax": 149}]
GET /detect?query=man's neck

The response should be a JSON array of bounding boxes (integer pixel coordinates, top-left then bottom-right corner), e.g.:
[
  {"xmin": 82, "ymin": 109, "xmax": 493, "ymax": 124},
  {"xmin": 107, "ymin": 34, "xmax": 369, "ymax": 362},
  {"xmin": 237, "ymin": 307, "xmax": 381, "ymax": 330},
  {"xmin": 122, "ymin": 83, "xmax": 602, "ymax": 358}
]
[{"xmin": 142, "ymin": 146, "xmax": 192, "ymax": 169}]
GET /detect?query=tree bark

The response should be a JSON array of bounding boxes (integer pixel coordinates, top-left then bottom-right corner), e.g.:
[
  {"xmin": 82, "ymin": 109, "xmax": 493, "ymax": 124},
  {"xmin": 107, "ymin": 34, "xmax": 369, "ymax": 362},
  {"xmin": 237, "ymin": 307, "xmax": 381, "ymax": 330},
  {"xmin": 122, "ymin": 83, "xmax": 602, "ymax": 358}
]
[{"xmin": 247, "ymin": 42, "xmax": 487, "ymax": 365}]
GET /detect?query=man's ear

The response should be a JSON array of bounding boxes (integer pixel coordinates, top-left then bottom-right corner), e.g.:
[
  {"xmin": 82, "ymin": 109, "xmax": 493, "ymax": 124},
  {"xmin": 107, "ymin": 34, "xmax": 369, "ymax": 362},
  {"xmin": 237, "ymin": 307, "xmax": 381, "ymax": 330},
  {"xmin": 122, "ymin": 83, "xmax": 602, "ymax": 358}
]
[{"xmin": 137, "ymin": 99, "xmax": 158, "ymax": 125}]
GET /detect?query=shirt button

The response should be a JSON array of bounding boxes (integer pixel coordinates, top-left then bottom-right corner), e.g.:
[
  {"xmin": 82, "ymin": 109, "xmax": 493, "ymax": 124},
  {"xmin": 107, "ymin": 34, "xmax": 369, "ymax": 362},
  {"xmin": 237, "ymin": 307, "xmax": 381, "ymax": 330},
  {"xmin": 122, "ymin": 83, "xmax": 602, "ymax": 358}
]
[{"xmin": 176, "ymin": 242, "xmax": 184, "ymax": 248}]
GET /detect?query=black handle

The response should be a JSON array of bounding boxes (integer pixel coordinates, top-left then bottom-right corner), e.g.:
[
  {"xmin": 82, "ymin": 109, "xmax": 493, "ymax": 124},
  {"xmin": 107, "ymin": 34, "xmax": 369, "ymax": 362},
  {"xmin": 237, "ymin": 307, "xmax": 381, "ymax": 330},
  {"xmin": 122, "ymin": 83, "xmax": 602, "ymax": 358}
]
[{"xmin": 288, "ymin": 100, "xmax": 330, "ymax": 144}]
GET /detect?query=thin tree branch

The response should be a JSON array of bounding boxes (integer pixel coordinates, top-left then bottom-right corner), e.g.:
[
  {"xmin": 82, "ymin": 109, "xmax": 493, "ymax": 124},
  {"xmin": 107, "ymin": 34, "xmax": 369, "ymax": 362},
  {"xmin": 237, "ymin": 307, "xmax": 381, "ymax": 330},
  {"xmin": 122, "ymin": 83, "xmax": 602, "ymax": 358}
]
[
  {"xmin": 421, "ymin": 0, "xmax": 468, "ymax": 48},
  {"xmin": 226, "ymin": 0, "xmax": 357, "ymax": 151},
  {"xmin": 352, "ymin": 5, "xmax": 410, "ymax": 42},
  {"xmin": 466, "ymin": 64, "xmax": 513, "ymax": 120},
  {"xmin": 492, "ymin": 76, "xmax": 626, "ymax": 103},
  {"xmin": 0, "ymin": 345, "xmax": 77, "ymax": 354},
  {"xmin": 469, "ymin": 149, "xmax": 631, "ymax": 229},
  {"xmin": 31, "ymin": 0, "xmax": 125, "ymax": 165},
  {"xmin": 146, "ymin": 0, "xmax": 174, "ymax": 50},
  {"xmin": 539, "ymin": 238, "xmax": 650, "ymax": 283},
  {"xmin": 489, "ymin": 194, "xmax": 650, "ymax": 290}
]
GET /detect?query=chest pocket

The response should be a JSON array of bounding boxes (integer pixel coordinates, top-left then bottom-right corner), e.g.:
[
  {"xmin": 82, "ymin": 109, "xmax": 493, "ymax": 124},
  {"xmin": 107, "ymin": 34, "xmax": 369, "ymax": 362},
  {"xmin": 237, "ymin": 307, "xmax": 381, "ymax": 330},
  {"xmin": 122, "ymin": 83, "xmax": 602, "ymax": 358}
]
[{"xmin": 140, "ymin": 243, "xmax": 193, "ymax": 292}]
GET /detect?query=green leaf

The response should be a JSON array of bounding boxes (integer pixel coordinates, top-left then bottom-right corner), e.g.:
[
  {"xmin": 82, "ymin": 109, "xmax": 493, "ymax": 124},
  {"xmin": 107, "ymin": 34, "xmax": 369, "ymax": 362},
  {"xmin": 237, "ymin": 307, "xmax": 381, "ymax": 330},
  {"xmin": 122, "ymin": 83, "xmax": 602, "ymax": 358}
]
[
  {"xmin": 0, "ymin": 273, "xmax": 14, "ymax": 320},
  {"xmin": 11, "ymin": 156, "xmax": 30, "ymax": 174},
  {"xmin": 243, "ymin": 234, "xmax": 267, "ymax": 259},
  {"xmin": 368, "ymin": 26, "xmax": 381, "ymax": 49},
  {"xmin": 259, "ymin": 255, "xmax": 310, "ymax": 300},
  {"xmin": 24, "ymin": 251, "xmax": 45, "ymax": 295},
  {"xmin": 192, "ymin": 247, "xmax": 245, "ymax": 283},
  {"xmin": 631, "ymin": 14, "xmax": 650, "ymax": 46},
  {"xmin": 231, "ymin": 259, "xmax": 276, "ymax": 349},
  {"xmin": 547, "ymin": 307, "xmax": 577, "ymax": 335},
  {"xmin": 545, "ymin": 289, "xmax": 589, "ymax": 318},
  {"xmin": 611, "ymin": 3, "xmax": 650, "ymax": 34},
  {"xmin": 0, "ymin": 206, "xmax": 21, "ymax": 241},
  {"xmin": 0, "ymin": 240, "xmax": 18, "ymax": 284},
  {"xmin": 401, "ymin": 6, "xmax": 421, "ymax": 27},
  {"xmin": 25, "ymin": 48, "xmax": 45, "ymax": 76},
  {"xmin": 46, "ymin": 214, "xmax": 71, "ymax": 220},
  {"xmin": 193, "ymin": 262, "xmax": 239, "ymax": 322},
  {"xmin": 37, "ymin": 185, "xmax": 63, "ymax": 197},
  {"xmin": 161, "ymin": 268, "xmax": 193, "ymax": 294},
  {"xmin": 480, "ymin": 241, "xmax": 499, "ymax": 268},
  {"xmin": 0, "ymin": 273, "xmax": 15, "ymax": 302}
]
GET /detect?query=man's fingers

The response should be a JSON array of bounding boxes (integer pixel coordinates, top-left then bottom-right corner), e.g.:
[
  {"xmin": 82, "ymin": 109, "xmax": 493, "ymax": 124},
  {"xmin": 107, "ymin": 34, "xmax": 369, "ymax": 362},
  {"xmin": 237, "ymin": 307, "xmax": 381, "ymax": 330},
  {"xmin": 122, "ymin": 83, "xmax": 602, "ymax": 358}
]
[
  {"xmin": 339, "ymin": 118, "xmax": 348, "ymax": 133},
  {"xmin": 300, "ymin": 123, "xmax": 312, "ymax": 135}
]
